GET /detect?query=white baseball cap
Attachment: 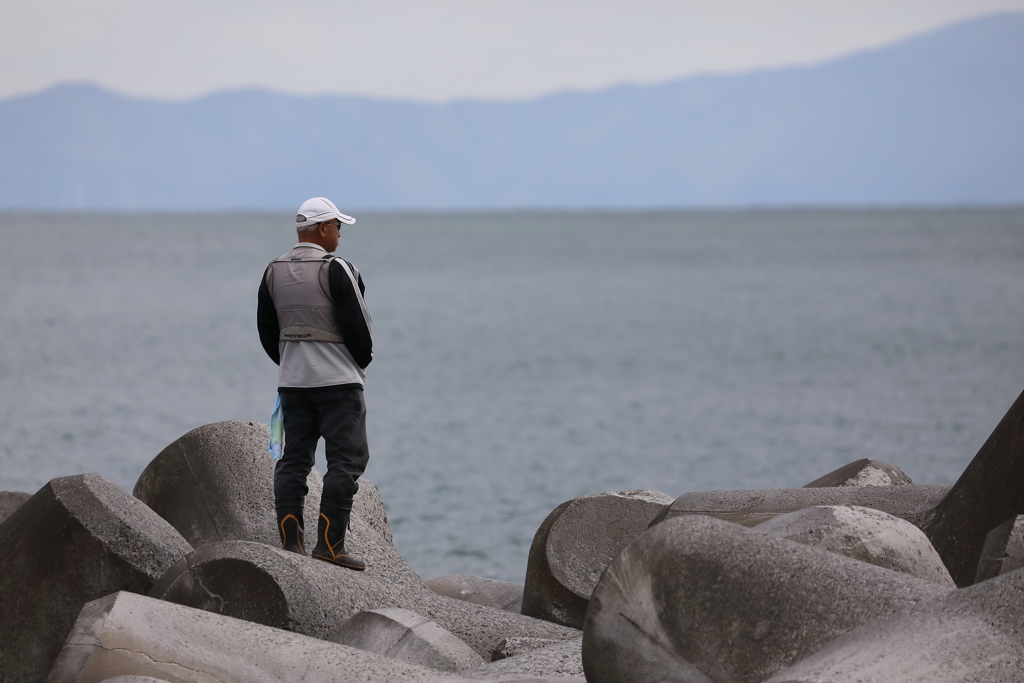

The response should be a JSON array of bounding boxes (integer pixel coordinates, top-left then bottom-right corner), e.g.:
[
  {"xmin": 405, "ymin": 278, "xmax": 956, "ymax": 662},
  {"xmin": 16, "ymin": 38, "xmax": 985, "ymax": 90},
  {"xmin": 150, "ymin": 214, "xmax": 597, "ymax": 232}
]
[{"xmin": 295, "ymin": 197, "xmax": 356, "ymax": 228}]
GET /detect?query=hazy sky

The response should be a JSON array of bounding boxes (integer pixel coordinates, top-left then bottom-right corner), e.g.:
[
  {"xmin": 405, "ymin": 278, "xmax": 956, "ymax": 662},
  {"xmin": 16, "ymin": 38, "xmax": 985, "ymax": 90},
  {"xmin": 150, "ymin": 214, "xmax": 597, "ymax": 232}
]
[{"xmin": 2, "ymin": 0, "xmax": 1023, "ymax": 103}]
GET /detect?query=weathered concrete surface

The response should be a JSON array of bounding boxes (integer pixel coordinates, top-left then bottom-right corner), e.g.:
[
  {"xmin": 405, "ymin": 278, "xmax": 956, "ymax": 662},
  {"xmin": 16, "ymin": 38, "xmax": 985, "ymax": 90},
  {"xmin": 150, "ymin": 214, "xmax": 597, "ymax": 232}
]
[
  {"xmin": 924, "ymin": 387, "xmax": 1024, "ymax": 586},
  {"xmin": 459, "ymin": 639, "xmax": 583, "ymax": 680},
  {"xmin": 50, "ymin": 591, "xmax": 584, "ymax": 683},
  {"xmin": 765, "ymin": 567, "xmax": 1024, "ymax": 683},
  {"xmin": 0, "ymin": 490, "xmax": 32, "ymax": 524},
  {"xmin": 133, "ymin": 421, "xmax": 328, "ymax": 551},
  {"xmin": 425, "ymin": 575, "xmax": 523, "ymax": 613},
  {"xmin": 489, "ymin": 637, "xmax": 563, "ymax": 661},
  {"xmin": 755, "ymin": 505, "xmax": 955, "ymax": 586},
  {"xmin": 329, "ymin": 608, "xmax": 484, "ymax": 672},
  {"xmin": 582, "ymin": 515, "xmax": 950, "ymax": 683},
  {"xmin": 97, "ymin": 678, "xmax": 173, "ymax": 683},
  {"xmin": 652, "ymin": 483, "xmax": 949, "ymax": 529},
  {"xmin": 47, "ymin": 591, "xmax": 450, "ymax": 683},
  {"xmin": 521, "ymin": 490, "xmax": 672, "ymax": 629},
  {"xmin": 151, "ymin": 540, "xmax": 579, "ymax": 659},
  {"xmin": 0, "ymin": 474, "xmax": 191, "ymax": 683},
  {"xmin": 975, "ymin": 514, "xmax": 1024, "ymax": 582},
  {"xmin": 803, "ymin": 459, "xmax": 913, "ymax": 488}
]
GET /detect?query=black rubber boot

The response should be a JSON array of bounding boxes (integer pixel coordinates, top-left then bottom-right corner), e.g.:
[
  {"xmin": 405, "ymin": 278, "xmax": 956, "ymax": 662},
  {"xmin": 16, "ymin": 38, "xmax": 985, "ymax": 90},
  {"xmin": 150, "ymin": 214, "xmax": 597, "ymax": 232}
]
[
  {"xmin": 311, "ymin": 507, "xmax": 365, "ymax": 571},
  {"xmin": 276, "ymin": 506, "xmax": 305, "ymax": 555}
]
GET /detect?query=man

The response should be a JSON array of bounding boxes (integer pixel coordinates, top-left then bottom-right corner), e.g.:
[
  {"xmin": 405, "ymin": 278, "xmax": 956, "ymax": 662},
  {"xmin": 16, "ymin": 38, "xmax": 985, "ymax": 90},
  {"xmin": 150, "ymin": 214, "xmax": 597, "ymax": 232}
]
[{"xmin": 257, "ymin": 197, "xmax": 373, "ymax": 571}]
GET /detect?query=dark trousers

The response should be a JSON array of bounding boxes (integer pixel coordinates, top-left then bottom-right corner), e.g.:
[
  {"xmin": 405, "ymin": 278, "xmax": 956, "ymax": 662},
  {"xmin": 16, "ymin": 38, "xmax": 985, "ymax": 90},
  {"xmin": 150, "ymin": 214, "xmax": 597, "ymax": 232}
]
[{"xmin": 274, "ymin": 387, "xmax": 369, "ymax": 512}]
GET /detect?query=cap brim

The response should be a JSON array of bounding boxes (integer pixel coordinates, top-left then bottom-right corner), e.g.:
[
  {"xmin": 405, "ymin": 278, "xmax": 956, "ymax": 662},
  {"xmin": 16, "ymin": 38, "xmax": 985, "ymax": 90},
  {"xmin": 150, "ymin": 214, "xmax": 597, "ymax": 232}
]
[{"xmin": 338, "ymin": 213, "xmax": 356, "ymax": 225}]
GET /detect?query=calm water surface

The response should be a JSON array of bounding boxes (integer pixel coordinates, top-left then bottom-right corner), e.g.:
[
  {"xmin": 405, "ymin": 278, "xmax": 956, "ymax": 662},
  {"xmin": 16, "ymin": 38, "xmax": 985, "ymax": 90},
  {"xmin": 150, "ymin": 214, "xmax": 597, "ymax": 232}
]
[{"xmin": 1, "ymin": 208, "xmax": 1023, "ymax": 582}]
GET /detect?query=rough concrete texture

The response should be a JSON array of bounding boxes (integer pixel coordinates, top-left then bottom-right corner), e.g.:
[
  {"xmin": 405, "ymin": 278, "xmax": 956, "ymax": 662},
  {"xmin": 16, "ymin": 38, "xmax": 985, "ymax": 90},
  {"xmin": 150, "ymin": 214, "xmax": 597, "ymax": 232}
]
[
  {"xmin": 490, "ymin": 638, "xmax": 564, "ymax": 661},
  {"xmin": 0, "ymin": 490, "xmax": 32, "ymax": 524},
  {"xmin": 975, "ymin": 514, "xmax": 1024, "ymax": 582},
  {"xmin": 521, "ymin": 490, "xmax": 673, "ymax": 629},
  {"xmin": 50, "ymin": 591, "xmax": 585, "ymax": 683},
  {"xmin": 459, "ymin": 639, "xmax": 583, "ymax": 680},
  {"xmin": 582, "ymin": 515, "xmax": 951, "ymax": 683},
  {"xmin": 652, "ymin": 483, "xmax": 950, "ymax": 529},
  {"xmin": 133, "ymin": 420, "xmax": 394, "ymax": 578},
  {"xmin": 328, "ymin": 608, "xmax": 484, "ymax": 672},
  {"xmin": 97, "ymin": 678, "xmax": 173, "ymax": 683},
  {"xmin": 425, "ymin": 575, "xmax": 524, "ymax": 613},
  {"xmin": 133, "ymin": 421, "xmax": 326, "ymax": 551},
  {"xmin": 754, "ymin": 505, "xmax": 955, "ymax": 586},
  {"xmin": 924, "ymin": 387, "xmax": 1024, "ymax": 586},
  {"xmin": 0, "ymin": 474, "xmax": 192, "ymax": 683},
  {"xmin": 803, "ymin": 458, "xmax": 914, "ymax": 488},
  {"xmin": 47, "ymin": 591, "xmax": 452, "ymax": 683},
  {"xmin": 765, "ymin": 566, "xmax": 1024, "ymax": 682},
  {"xmin": 151, "ymin": 539, "xmax": 579, "ymax": 659}
]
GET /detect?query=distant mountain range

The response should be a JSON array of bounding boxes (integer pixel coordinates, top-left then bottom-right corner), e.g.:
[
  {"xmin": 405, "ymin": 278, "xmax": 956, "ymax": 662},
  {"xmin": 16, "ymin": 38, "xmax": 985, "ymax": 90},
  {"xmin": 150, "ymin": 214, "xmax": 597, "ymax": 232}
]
[{"xmin": 1, "ymin": 12, "xmax": 1022, "ymax": 210}]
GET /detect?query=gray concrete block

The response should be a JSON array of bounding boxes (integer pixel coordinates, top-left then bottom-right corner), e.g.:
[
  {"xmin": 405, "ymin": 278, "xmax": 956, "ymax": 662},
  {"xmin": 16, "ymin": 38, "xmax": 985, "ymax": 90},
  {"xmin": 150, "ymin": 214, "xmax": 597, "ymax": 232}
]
[
  {"xmin": 425, "ymin": 575, "xmax": 523, "ymax": 613},
  {"xmin": 132, "ymin": 421, "xmax": 325, "ymax": 551},
  {"xmin": 49, "ymin": 591, "xmax": 582, "ymax": 683},
  {"xmin": 521, "ymin": 490, "xmax": 672, "ymax": 629},
  {"xmin": 803, "ymin": 458, "xmax": 913, "ymax": 488},
  {"xmin": 46, "ymin": 591, "xmax": 449, "ymax": 683},
  {"xmin": 755, "ymin": 505, "xmax": 955, "ymax": 586},
  {"xmin": 489, "ymin": 638, "xmax": 563, "ymax": 661},
  {"xmin": 459, "ymin": 639, "xmax": 583, "ymax": 680},
  {"xmin": 0, "ymin": 474, "xmax": 192, "ymax": 683},
  {"xmin": 975, "ymin": 514, "xmax": 1024, "ymax": 582},
  {"xmin": 329, "ymin": 608, "xmax": 484, "ymax": 672},
  {"xmin": 764, "ymin": 567, "xmax": 1024, "ymax": 683},
  {"xmin": 0, "ymin": 490, "xmax": 32, "ymax": 524},
  {"xmin": 582, "ymin": 515, "xmax": 949, "ymax": 683},
  {"xmin": 151, "ymin": 539, "xmax": 580, "ymax": 660},
  {"xmin": 653, "ymin": 483, "xmax": 949, "ymax": 529},
  {"xmin": 924, "ymin": 387, "xmax": 1024, "ymax": 586}
]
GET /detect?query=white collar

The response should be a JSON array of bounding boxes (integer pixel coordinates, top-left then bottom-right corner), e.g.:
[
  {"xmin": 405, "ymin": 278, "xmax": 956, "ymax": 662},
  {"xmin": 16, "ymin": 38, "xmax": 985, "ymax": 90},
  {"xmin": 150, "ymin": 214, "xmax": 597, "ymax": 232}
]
[{"xmin": 293, "ymin": 242, "xmax": 328, "ymax": 252}]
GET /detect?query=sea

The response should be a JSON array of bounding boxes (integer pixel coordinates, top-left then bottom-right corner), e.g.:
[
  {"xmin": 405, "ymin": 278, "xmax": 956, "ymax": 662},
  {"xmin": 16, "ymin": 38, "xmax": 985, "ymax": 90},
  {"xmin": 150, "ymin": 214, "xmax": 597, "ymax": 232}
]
[{"xmin": 1, "ymin": 208, "xmax": 1023, "ymax": 583}]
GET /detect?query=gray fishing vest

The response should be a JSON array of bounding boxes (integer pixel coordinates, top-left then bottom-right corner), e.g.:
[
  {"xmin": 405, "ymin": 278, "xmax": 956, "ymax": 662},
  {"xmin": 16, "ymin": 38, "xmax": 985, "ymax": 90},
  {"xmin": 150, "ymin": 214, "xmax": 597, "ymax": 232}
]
[{"xmin": 266, "ymin": 246, "xmax": 368, "ymax": 344}]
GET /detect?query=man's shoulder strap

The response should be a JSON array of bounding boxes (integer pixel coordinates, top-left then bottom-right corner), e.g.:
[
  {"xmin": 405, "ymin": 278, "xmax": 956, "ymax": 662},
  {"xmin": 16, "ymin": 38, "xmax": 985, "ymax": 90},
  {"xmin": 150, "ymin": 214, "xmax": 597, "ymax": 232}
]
[{"xmin": 330, "ymin": 257, "xmax": 371, "ymax": 333}]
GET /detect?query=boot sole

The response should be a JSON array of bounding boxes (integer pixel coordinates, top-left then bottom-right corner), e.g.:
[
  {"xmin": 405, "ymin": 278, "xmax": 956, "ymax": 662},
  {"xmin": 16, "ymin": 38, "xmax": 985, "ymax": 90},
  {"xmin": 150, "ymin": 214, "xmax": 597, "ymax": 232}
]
[{"xmin": 312, "ymin": 553, "xmax": 366, "ymax": 571}]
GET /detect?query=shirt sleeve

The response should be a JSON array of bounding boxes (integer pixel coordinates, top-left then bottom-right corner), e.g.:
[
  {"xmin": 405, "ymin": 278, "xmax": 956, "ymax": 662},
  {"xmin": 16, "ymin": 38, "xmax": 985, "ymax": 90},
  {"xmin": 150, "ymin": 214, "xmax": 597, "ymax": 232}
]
[
  {"xmin": 257, "ymin": 267, "xmax": 281, "ymax": 365},
  {"xmin": 328, "ymin": 259, "xmax": 373, "ymax": 369}
]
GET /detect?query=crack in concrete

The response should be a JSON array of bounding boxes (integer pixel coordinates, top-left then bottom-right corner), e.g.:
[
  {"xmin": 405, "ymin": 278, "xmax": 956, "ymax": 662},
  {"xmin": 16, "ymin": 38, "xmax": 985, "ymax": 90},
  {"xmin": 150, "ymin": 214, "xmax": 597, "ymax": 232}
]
[
  {"xmin": 96, "ymin": 643, "xmax": 227, "ymax": 682},
  {"xmin": 185, "ymin": 554, "xmax": 226, "ymax": 612}
]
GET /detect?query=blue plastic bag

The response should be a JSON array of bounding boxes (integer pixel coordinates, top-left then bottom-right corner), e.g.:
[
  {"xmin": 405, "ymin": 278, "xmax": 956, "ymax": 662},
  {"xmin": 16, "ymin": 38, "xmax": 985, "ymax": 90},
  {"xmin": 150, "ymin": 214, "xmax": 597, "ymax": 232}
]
[{"xmin": 268, "ymin": 394, "xmax": 285, "ymax": 460}]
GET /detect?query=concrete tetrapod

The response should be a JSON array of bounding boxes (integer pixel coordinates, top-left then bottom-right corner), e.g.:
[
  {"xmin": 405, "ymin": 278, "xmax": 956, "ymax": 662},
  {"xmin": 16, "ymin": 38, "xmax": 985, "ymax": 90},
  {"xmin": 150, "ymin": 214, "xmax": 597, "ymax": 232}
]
[
  {"xmin": 802, "ymin": 458, "xmax": 913, "ymax": 487},
  {"xmin": 582, "ymin": 515, "xmax": 950, "ymax": 683},
  {"xmin": 48, "ymin": 591, "xmax": 451, "ymax": 683},
  {"xmin": 50, "ymin": 591, "xmax": 585, "ymax": 683},
  {"xmin": 0, "ymin": 490, "xmax": 32, "ymax": 524},
  {"xmin": 754, "ymin": 505, "xmax": 955, "ymax": 586},
  {"xmin": 133, "ymin": 420, "xmax": 395, "ymax": 578},
  {"xmin": 975, "ymin": 514, "xmax": 1024, "ymax": 582},
  {"xmin": 924, "ymin": 386, "xmax": 1024, "ymax": 586},
  {"xmin": 765, "ymin": 567, "xmax": 1024, "ymax": 683},
  {"xmin": 133, "ymin": 421, "xmax": 329, "ymax": 551},
  {"xmin": 425, "ymin": 575, "xmax": 524, "ymax": 613},
  {"xmin": 151, "ymin": 540, "xmax": 580, "ymax": 659},
  {"xmin": 521, "ymin": 490, "xmax": 673, "ymax": 629},
  {"xmin": 650, "ymin": 483, "xmax": 949, "ymax": 529},
  {"xmin": 0, "ymin": 474, "xmax": 192, "ymax": 683},
  {"xmin": 328, "ymin": 608, "xmax": 484, "ymax": 672}
]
